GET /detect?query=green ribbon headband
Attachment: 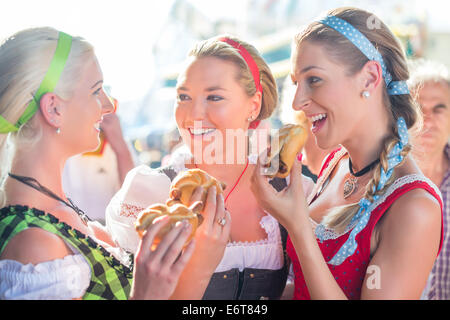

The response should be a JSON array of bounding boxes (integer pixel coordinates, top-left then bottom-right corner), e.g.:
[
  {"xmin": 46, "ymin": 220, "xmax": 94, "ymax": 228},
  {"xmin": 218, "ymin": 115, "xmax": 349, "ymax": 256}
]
[{"xmin": 0, "ymin": 31, "xmax": 73, "ymax": 134}]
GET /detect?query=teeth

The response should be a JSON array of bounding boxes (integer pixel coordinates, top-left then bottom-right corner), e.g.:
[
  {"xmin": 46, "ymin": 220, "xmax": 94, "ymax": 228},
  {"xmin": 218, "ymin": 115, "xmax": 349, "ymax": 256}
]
[
  {"xmin": 190, "ymin": 128, "xmax": 216, "ymax": 136},
  {"xmin": 310, "ymin": 114, "xmax": 327, "ymax": 122}
]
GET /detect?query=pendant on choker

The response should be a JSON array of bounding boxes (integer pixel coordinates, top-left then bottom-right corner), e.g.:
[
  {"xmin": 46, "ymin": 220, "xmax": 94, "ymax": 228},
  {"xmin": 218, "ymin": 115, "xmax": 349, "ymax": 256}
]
[{"xmin": 343, "ymin": 175, "xmax": 358, "ymax": 199}]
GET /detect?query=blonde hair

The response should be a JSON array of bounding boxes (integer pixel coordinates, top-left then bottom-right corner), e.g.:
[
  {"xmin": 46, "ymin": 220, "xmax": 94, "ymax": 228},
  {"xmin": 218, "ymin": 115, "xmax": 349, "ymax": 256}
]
[
  {"xmin": 295, "ymin": 7, "xmax": 422, "ymax": 233},
  {"xmin": 0, "ymin": 27, "xmax": 94, "ymax": 206},
  {"xmin": 186, "ymin": 35, "xmax": 279, "ymax": 120}
]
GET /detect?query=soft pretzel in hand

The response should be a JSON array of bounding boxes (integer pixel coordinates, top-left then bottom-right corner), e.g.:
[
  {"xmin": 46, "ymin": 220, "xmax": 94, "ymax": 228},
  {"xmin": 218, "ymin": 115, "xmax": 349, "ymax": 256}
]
[
  {"xmin": 135, "ymin": 201, "xmax": 203, "ymax": 247},
  {"xmin": 263, "ymin": 123, "xmax": 308, "ymax": 178},
  {"xmin": 166, "ymin": 169, "xmax": 226, "ymax": 208}
]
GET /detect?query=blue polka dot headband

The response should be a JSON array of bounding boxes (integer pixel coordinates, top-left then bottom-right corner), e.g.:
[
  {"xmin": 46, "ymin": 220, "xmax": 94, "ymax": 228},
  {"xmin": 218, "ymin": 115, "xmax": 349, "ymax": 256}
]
[
  {"xmin": 319, "ymin": 15, "xmax": 409, "ymax": 96},
  {"xmin": 315, "ymin": 117, "xmax": 409, "ymax": 265}
]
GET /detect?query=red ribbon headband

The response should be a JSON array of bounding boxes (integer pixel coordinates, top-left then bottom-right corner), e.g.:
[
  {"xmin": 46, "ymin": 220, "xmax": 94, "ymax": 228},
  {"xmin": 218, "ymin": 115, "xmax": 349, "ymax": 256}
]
[
  {"xmin": 218, "ymin": 37, "xmax": 262, "ymax": 129},
  {"xmin": 218, "ymin": 37, "xmax": 263, "ymax": 94}
]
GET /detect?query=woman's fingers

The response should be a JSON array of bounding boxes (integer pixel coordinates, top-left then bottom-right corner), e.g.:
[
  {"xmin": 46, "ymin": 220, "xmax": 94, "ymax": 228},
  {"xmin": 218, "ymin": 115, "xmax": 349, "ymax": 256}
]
[
  {"xmin": 152, "ymin": 220, "xmax": 192, "ymax": 263},
  {"xmin": 220, "ymin": 209, "xmax": 232, "ymax": 242},
  {"xmin": 251, "ymin": 158, "xmax": 273, "ymax": 201},
  {"xmin": 202, "ymin": 186, "xmax": 217, "ymax": 231},
  {"xmin": 212, "ymin": 193, "xmax": 226, "ymax": 233},
  {"xmin": 190, "ymin": 186, "xmax": 204, "ymax": 205},
  {"xmin": 170, "ymin": 239, "xmax": 196, "ymax": 276},
  {"xmin": 286, "ymin": 153, "xmax": 305, "ymax": 195},
  {"xmin": 136, "ymin": 215, "xmax": 170, "ymax": 260}
]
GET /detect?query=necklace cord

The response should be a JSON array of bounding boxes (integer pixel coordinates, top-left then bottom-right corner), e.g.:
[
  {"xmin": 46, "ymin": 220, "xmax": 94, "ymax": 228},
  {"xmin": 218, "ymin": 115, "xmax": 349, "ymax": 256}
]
[
  {"xmin": 348, "ymin": 158, "xmax": 380, "ymax": 177},
  {"xmin": 7, "ymin": 173, "xmax": 90, "ymax": 223}
]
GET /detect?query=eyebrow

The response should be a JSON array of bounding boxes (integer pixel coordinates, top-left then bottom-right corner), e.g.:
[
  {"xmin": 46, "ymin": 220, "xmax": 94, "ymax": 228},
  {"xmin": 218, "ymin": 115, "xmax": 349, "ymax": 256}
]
[
  {"xmin": 205, "ymin": 86, "xmax": 226, "ymax": 92},
  {"xmin": 176, "ymin": 86, "xmax": 227, "ymax": 92},
  {"xmin": 300, "ymin": 66, "xmax": 325, "ymax": 74},
  {"xmin": 91, "ymin": 80, "xmax": 103, "ymax": 89}
]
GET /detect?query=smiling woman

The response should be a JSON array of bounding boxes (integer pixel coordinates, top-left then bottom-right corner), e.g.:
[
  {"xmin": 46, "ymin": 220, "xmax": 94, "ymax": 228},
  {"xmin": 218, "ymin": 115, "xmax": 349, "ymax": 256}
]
[
  {"xmin": 0, "ymin": 27, "xmax": 197, "ymax": 300},
  {"xmin": 105, "ymin": 34, "xmax": 305, "ymax": 300}
]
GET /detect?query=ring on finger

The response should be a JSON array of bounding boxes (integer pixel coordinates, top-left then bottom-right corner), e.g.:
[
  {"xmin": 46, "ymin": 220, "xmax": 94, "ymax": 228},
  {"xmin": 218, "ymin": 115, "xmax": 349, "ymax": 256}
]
[{"xmin": 217, "ymin": 217, "xmax": 226, "ymax": 227}]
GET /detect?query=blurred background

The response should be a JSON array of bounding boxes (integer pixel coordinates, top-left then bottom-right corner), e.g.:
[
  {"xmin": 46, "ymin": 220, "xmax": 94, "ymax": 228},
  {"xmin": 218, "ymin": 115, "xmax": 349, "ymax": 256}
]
[{"xmin": 2, "ymin": 0, "xmax": 450, "ymax": 168}]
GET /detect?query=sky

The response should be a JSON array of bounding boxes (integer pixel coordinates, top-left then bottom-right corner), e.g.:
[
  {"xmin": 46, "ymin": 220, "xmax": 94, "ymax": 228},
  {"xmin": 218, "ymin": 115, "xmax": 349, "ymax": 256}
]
[
  {"xmin": 0, "ymin": 0, "xmax": 175, "ymax": 102},
  {"xmin": 1, "ymin": 0, "xmax": 450, "ymax": 104}
]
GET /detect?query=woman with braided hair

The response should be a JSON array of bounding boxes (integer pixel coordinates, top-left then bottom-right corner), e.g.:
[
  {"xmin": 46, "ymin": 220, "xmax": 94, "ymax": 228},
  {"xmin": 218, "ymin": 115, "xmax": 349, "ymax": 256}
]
[{"xmin": 251, "ymin": 7, "xmax": 444, "ymax": 299}]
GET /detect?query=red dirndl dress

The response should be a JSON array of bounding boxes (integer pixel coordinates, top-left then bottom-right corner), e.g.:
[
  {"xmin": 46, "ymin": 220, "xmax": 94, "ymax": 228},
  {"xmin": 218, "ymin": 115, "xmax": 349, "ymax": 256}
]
[{"xmin": 287, "ymin": 147, "xmax": 444, "ymax": 299}]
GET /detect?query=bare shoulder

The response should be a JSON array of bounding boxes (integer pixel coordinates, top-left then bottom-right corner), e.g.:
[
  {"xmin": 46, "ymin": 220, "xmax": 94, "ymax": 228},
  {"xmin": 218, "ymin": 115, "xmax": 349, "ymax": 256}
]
[
  {"xmin": 379, "ymin": 187, "xmax": 441, "ymax": 250},
  {"xmin": 0, "ymin": 227, "xmax": 73, "ymax": 265}
]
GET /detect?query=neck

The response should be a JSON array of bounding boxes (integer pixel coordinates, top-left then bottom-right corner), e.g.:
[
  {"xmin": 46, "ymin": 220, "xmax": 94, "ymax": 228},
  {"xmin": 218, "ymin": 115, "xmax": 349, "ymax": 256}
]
[
  {"xmin": 303, "ymin": 134, "xmax": 332, "ymax": 176},
  {"xmin": 193, "ymin": 161, "xmax": 250, "ymax": 187},
  {"xmin": 414, "ymin": 146, "xmax": 449, "ymax": 186},
  {"xmin": 6, "ymin": 134, "xmax": 69, "ymax": 204},
  {"xmin": 343, "ymin": 111, "xmax": 391, "ymax": 174}
]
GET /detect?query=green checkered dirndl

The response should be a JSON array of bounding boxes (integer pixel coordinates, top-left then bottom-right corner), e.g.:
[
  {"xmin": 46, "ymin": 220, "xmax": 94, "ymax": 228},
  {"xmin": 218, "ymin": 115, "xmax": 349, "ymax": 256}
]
[{"xmin": 0, "ymin": 205, "xmax": 133, "ymax": 300}]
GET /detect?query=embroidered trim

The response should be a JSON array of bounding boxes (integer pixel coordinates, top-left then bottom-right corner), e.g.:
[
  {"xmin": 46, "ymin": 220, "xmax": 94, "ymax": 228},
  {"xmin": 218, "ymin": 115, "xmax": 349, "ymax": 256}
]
[
  {"xmin": 307, "ymin": 148, "xmax": 348, "ymax": 205},
  {"xmin": 310, "ymin": 174, "xmax": 442, "ymax": 241},
  {"xmin": 119, "ymin": 203, "xmax": 145, "ymax": 218}
]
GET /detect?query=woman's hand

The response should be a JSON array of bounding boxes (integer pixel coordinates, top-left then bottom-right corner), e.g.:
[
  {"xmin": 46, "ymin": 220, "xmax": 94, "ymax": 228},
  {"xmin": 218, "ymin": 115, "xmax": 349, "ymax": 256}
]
[
  {"xmin": 188, "ymin": 186, "xmax": 231, "ymax": 276},
  {"xmin": 130, "ymin": 215, "xmax": 196, "ymax": 300},
  {"xmin": 168, "ymin": 186, "xmax": 231, "ymax": 299},
  {"xmin": 250, "ymin": 153, "xmax": 308, "ymax": 230}
]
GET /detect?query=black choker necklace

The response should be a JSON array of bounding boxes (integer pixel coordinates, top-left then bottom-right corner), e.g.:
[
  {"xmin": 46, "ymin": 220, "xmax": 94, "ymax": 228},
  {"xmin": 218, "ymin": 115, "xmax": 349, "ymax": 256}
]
[
  {"xmin": 343, "ymin": 158, "xmax": 380, "ymax": 199},
  {"xmin": 349, "ymin": 158, "xmax": 380, "ymax": 177}
]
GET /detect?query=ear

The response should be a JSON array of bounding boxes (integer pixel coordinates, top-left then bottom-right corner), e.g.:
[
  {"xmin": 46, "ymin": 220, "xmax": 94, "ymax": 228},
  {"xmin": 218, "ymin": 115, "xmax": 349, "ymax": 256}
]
[
  {"xmin": 39, "ymin": 93, "xmax": 63, "ymax": 129},
  {"xmin": 248, "ymin": 91, "xmax": 262, "ymax": 119},
  {"xmin": 359, "ymin": 60, "xmax": 383, "ymax": 95}
]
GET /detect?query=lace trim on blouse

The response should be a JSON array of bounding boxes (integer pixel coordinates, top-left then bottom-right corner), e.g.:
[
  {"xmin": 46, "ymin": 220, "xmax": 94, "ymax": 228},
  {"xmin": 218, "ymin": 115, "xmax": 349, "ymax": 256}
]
[{"xmin": 308, "ymin": 149, "xmax": 442, "ymax": 241}]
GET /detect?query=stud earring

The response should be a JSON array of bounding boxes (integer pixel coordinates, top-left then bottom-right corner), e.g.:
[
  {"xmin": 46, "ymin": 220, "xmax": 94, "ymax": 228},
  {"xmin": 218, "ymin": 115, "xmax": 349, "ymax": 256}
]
[
  {"xmin": 56, "ymin": 127, "xmax": 61, "ymax": 134},
  {"xmin": 248, "ymin": 116, "xmax": 254, "ymax": 122},
  {"xmin": 362, "ymin": 91, "xmax": 370, "ymax": 98}
]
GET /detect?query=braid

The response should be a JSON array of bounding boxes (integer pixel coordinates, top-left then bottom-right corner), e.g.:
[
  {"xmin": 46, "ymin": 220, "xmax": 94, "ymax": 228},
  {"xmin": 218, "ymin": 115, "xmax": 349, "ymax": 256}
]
[
  {"xmin": 364, "ymin": 131, "xmax": 411, "ymax": 203},
  {"xmin": 322, "ymin": 119, "xmax": 411, "ymax": 234}
]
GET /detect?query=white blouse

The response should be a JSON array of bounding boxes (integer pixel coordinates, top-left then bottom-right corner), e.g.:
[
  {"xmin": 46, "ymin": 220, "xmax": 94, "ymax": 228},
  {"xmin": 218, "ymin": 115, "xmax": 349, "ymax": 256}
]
[
  {"xmin": 0, "ymin": 223, "xmax": 131, "ymax": 300},
  {"xmin": 0, "ymin": 245, "xmax": 90, "ymax": 300}
]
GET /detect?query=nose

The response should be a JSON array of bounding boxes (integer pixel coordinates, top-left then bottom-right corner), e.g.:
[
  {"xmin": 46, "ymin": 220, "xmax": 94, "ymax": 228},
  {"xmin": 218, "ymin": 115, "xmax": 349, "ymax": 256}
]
[
  {"xmin": 102, "ymin": 91, "xmax": 115, "ymax": 115},
  {"xmin": 291, "ymin": 83, "xmax": 311, "ymax": 111},
  {"xmin": 188, "ymin": 97, "xmax": 206, "ymax": 121}
]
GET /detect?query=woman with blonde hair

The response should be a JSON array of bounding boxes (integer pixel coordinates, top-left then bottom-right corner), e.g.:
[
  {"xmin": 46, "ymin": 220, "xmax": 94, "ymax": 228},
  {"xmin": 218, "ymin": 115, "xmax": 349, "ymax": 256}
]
[
  {"xmin": 0, "ymin": 27, "xmax": 197, "ymax": 299},
  {"xmin": 251, "ymin": 7, "xmax": 443, "ymax": 299},
  {"xmin": 106, "ymin": 35, "xmax": 301, "ymax": 299}
]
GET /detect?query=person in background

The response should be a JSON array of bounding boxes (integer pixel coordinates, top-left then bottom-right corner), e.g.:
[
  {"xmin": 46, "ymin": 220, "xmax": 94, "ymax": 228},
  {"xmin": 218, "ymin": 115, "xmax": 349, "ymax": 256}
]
[
  {"xmin": 408, "ymin": 59, "xmax": 450, "ymax": 300},
  {"xmin": 0, "ymin": 27, "xmax": 196, "ymax": 300},
  {"xmin": 63, "ymin": 108, "xmax": 136, "ymax": 224}
]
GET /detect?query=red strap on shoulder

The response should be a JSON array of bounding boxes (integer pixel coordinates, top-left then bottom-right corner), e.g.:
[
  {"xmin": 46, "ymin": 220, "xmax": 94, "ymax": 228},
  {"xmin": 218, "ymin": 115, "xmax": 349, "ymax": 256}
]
[{"xmin": 317, "ymin": 147, "xmax": 343, "ymax": 179}]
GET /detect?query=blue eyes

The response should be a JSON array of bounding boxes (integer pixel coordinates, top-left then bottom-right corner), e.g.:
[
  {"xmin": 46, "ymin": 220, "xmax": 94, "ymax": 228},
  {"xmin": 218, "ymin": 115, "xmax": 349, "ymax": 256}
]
[{"xmin": 93, "ymin": 88, "xmax": 102, "ymax": 96}]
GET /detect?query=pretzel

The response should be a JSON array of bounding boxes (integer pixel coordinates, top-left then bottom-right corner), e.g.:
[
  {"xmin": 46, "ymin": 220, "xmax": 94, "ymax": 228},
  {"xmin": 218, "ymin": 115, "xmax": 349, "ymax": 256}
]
[
  {"xmin": 135, "ymin": 201, "xmax": 203, "ymax": 248},
  {"xmin": 263, "ymin": 123, "xmax": 308, "ymax": 178},
  {"xmin": 166, "ymin": 168, "xmax": 226, "ymax": 208}
]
